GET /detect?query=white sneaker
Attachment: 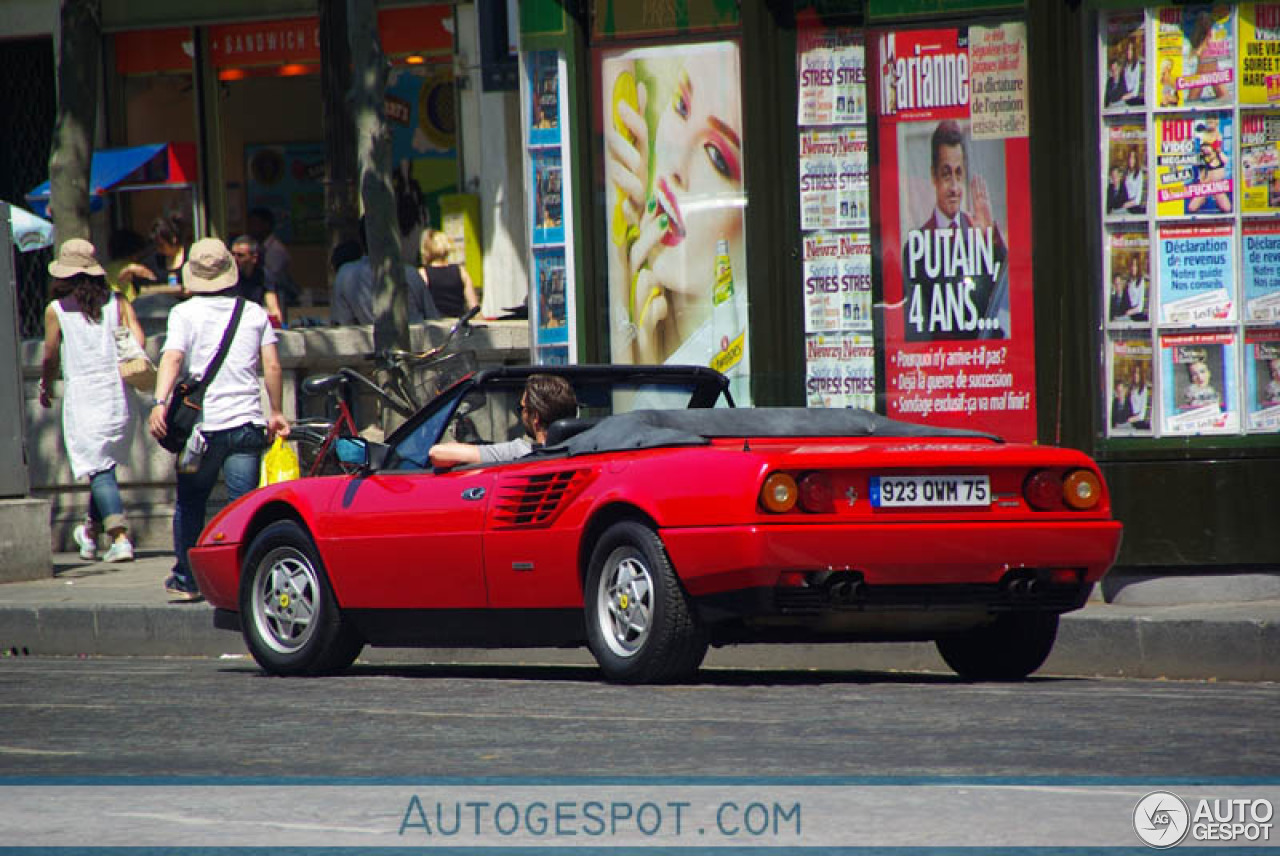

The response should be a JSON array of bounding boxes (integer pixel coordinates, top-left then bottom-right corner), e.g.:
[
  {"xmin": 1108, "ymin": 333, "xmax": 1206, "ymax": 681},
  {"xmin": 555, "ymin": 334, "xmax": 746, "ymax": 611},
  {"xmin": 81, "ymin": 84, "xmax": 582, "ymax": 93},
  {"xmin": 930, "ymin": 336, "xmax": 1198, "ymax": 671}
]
[
  {"xmin": 72, "ymin": 524, "xmax": 97, "ymax": 561},
  {"xmin": 103, "ymin": 539, "xmax": 134, "ymax": 563}
]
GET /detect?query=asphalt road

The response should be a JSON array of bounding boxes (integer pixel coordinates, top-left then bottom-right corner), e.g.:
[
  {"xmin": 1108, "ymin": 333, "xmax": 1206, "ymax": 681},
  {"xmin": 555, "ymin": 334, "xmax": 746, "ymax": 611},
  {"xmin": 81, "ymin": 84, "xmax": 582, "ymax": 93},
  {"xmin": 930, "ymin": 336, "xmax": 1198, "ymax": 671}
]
[{"xmin": 3, "ymin": 657, "xmax": 1278, "ymax": 778}]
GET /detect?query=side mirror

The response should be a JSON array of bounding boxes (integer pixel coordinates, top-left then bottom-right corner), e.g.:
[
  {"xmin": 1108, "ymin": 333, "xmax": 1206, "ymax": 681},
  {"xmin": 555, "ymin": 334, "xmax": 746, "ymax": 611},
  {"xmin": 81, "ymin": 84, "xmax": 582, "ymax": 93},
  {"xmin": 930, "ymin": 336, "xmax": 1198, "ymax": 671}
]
[{"xmin": 334, "ymin": 437, "xmax": 389, "ymax": 472}]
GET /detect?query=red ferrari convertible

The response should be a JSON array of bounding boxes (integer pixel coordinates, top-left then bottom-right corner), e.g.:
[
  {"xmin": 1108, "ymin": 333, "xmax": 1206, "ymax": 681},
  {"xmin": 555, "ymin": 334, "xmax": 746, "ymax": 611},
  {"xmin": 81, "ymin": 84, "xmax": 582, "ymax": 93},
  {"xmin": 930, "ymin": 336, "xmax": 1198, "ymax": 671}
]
[{"xmin": 191, "ymin": 365, "xmax": 1122, "ymax": 683}]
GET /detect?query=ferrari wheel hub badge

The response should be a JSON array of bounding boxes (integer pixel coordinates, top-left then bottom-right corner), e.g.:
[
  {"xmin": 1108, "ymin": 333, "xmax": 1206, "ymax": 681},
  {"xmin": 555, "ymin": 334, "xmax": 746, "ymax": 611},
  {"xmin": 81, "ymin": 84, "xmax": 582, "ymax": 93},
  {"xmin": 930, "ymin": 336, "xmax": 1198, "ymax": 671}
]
[
  {"xmin": 278, "ymin": 593, "xmax": 291, "ymax": 609},
  {"xmin": 619, "ymin": 593, "xmax": 629, "ymax": 610}
]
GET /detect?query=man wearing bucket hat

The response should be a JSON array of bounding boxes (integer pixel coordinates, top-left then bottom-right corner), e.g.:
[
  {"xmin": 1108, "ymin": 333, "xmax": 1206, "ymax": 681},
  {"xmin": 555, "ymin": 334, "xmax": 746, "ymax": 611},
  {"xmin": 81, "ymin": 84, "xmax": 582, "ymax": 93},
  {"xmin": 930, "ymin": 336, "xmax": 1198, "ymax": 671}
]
[
  {"xmin": 148, "ymin": 237, "xmax": 290, "ymax": 602},
  {"xmin": 39, "ymin": 238, "xmax": 148, "ymax": 564}
]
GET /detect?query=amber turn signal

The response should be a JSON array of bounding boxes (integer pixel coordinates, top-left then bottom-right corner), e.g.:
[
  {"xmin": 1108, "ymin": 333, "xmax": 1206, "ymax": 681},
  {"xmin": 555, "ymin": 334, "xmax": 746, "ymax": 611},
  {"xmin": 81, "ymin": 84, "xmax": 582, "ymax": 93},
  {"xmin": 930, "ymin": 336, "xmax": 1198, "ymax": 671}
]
[
  {"xmin": 761, "ymin": 472, "xmax": 798, "ymax": 513},
  {"xmin": 1063, "ymin": 469, "xmax": 1102, "ymax": 510}
]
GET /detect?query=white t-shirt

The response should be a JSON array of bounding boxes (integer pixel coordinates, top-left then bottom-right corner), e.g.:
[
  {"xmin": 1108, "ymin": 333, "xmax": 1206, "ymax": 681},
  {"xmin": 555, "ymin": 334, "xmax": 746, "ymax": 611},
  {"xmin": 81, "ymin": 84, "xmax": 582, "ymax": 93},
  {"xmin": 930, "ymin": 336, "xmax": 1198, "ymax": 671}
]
[{"xmin": 162, "ymin": 295, "xmax": 278, "ymax": 432}]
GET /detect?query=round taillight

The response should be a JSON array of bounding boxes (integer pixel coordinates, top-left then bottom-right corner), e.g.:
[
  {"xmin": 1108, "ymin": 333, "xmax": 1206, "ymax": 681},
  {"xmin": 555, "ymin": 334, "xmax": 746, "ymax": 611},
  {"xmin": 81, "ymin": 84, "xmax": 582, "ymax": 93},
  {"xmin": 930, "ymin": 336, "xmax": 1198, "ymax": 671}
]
[
  {"xmin": 761, "ymin": 473, "xmax": 798, "ymax": 513},
  {"xmin": 1023, "ymin": 470, "xmax": 1063, "ymax": 511},
  {"xmin": 1063, "ymin": 469, "xmax": 1102, "ymax": 510},
  {"xmin": 798, "ymin": 472, "xmax": 834, "ymax": 513}
]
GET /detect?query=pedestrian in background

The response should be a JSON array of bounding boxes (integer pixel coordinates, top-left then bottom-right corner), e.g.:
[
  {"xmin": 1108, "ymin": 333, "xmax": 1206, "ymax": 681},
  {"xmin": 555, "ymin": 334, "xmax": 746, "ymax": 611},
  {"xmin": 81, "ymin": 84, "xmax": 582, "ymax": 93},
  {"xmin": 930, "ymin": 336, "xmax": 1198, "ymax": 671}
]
[
  {"xmin": 148, "ymin": 238, "xmax": 289, "ymax": 602},
  {"xmin": 246, "ymin": 207, "xmax": 299, "ymax": 309},
  {"xmin": 230, "ymin": 235, "xmax": 285, "ymax": 327},
  {"xmin": 331, "ymin": 217, "xmax": 438, "ymax": 325},
  {"xmin": 418, "ymin": 229, "xmax": 479, "ymax": 317},
  {"xmin": 39, "ymin": 239, "xmax": 144, "ymax": 564}
]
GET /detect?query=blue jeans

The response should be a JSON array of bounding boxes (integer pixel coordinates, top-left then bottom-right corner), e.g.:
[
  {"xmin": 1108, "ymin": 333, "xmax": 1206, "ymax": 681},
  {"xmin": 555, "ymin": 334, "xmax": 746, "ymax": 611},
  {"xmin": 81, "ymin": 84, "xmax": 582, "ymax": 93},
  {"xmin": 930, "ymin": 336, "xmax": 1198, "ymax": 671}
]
[
  {"xmin": 87, "ymin": 466, "xmax": 126, "ymax": 535},
  {"xmin": 172, "ymin": 423, "xmax": 267, "ymax": 587}
]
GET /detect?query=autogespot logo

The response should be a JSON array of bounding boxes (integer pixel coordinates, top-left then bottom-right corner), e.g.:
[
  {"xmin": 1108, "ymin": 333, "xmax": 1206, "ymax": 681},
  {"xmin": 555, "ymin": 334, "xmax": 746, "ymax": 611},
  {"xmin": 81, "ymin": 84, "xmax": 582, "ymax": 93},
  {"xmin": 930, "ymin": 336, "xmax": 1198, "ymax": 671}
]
[{"xmin": 1134, "ymin": 791, "xmax": 1191, "ymax": 848}]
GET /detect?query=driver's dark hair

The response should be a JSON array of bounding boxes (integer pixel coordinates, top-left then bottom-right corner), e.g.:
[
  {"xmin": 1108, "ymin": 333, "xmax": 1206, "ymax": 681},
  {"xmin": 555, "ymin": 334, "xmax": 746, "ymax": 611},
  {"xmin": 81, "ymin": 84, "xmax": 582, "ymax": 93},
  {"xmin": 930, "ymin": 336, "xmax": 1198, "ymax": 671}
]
[{"xmin": 524, "ymin": 374, "xmax": 577, "ymax": 429}]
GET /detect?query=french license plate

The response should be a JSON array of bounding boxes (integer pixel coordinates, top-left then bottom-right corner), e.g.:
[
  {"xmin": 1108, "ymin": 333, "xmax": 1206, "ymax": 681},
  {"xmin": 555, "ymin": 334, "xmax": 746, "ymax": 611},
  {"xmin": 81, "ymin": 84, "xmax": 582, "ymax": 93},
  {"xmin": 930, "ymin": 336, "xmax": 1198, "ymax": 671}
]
[{"xmin": 870, "ymin": 475, "xmax": 990, "ymax": 507}]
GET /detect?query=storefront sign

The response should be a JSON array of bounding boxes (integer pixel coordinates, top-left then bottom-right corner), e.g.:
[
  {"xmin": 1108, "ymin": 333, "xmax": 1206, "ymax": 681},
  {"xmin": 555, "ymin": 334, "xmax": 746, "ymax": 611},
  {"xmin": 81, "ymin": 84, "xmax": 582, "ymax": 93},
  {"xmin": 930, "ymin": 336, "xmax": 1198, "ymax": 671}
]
[
  {"xmin": 600, "ymin": 40, "xmax": 751, "ymax": 402},
  {"xmin": 868, "ymin": 0, "xmax": 1023, "ymax": 19},
  {"xmin": 874, "ymin": 24, "xmax": 1037, "ymax": 442}
]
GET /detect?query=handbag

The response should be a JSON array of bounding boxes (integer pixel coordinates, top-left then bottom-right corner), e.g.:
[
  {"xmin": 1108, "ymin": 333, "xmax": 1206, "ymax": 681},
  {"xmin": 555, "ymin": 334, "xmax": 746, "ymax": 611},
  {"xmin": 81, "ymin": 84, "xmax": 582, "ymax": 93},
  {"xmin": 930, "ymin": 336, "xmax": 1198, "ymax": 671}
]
[
  {"xmin": 158, "ymin": 299, "xmax": 246, "ymax": 454},
  {"xmin": 114, "ymin": 325, "xmax": 156, "ymax": 393}
]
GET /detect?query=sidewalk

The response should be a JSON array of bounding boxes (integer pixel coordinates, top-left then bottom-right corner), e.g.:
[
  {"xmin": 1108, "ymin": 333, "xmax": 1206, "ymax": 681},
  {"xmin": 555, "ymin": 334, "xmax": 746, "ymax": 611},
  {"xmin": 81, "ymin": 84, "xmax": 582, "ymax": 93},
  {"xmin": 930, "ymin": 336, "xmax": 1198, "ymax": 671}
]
[{"xmin": 1, "ymin": 552, "xmax": 1276, "ymax": 682}]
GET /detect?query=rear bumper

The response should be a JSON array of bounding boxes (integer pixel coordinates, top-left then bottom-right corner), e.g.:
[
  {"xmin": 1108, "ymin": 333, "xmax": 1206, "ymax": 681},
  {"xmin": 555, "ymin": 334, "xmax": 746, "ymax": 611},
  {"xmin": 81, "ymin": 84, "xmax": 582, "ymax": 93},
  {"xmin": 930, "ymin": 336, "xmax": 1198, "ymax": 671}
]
[{"xmin": 662, "ymin": 519, "xmax": 1123, "ymax": 597}]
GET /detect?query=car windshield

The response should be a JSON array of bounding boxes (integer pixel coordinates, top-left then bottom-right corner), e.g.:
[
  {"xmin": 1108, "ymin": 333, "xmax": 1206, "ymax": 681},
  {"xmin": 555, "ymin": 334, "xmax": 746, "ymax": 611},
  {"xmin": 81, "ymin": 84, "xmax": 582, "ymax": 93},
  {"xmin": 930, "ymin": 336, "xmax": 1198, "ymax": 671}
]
[{"xmin": 385, "ymin": 370, "xmax": 730, "ymax": 471}]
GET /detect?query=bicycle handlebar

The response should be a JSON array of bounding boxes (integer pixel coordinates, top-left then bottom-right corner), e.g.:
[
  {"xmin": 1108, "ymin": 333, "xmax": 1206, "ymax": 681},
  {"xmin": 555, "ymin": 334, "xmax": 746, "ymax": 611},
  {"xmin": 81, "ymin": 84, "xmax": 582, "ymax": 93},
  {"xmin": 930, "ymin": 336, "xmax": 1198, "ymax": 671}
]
[{"xmin": 364, "ymin": 305, "xmax": 482, "ymax": 365}]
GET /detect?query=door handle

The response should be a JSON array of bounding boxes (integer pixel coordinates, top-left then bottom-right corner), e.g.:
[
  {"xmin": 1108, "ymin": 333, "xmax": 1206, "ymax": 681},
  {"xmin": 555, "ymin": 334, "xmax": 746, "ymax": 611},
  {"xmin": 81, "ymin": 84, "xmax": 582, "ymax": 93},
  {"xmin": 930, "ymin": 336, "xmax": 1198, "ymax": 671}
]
[{"xmin": 462, "ymin": 486, "xmax": 486, "ymax": 501}]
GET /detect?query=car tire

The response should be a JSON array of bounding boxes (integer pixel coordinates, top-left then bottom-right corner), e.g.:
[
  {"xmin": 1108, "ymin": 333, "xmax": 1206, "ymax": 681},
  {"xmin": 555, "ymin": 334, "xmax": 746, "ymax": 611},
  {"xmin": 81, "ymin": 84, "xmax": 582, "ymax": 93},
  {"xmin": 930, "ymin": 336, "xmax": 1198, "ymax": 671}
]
[
  {"xmin": 584, "ymin": 520, "xmax": 709, "ymax": 684},
  {"xmin": 240, "ymin": 520, "xmax": 363, "ymax": 676},
  {"xmin": 935, "ymin": 612, "xmax": 1060, "ymax": 681}
]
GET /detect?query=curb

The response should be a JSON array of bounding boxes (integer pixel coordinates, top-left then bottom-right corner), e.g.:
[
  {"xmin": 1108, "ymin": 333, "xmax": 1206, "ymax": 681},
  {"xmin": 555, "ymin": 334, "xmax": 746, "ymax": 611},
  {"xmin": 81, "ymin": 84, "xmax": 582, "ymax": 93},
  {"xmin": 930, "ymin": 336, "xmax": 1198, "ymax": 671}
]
[{"xmin": 2, "ymin": 604, "xmax": 1277, "ymax": 682}]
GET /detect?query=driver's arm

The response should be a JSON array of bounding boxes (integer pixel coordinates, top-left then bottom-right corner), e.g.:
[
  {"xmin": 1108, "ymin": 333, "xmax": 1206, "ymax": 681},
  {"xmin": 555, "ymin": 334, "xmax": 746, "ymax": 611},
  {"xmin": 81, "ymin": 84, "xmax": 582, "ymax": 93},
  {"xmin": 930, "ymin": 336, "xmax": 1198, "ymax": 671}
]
[{"xmin": 429, "ymin": 442, "xmax": 482, "ymax": 469}]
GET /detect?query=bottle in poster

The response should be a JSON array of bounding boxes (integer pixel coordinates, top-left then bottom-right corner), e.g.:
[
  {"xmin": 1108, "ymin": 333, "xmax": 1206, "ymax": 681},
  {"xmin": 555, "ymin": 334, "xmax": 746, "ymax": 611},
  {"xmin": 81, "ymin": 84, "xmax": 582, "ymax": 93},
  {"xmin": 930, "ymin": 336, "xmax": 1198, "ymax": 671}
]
[
  {"xmin": 1155, "ymin": 112, "xmax": 1234, "ymax": 217},
  {"xmin": 1102, "ymin": 11, "xmax": 1147, "ymax": 111},
  {"xmin": 710, "ymin": 239, "xmax": 744, "ymax": 374},
  {"xmin": 1160, "ymin": 331, "xmax": 1239, "ymax": 435},
  {"xmin": 1155, "ymin": 5, "xmax": 1235, "ymax": 109},
  {"xmin": 1244, "ymin": 331, "xmax": 1280, "ymax": 431},
  {"xmin": 1107, "ymin": 337, "xmax": 1154, "ymax": 436}
]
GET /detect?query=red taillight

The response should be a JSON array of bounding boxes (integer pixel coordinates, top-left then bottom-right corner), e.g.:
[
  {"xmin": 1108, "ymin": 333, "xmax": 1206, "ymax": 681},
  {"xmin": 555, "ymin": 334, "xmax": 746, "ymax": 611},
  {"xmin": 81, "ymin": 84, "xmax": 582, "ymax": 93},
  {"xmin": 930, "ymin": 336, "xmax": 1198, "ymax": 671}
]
[
  {"xmin": 798, "ymin": 472, "xmax": 834, "ymax": 513},
  {"xmin": 1063, "ymin": 469, "xmax": 1102, "ymax": 510},
  {"xmin": 1050, "ymin": 568, "xmax": 1083, "ymax": 585},
  {"xmin": 760, "ymin": 473, "xmax": 798, "ymax": 513},
  {"xmin": 1023, "ymin": 470, "xmax": 1063, "ymax": 511}
]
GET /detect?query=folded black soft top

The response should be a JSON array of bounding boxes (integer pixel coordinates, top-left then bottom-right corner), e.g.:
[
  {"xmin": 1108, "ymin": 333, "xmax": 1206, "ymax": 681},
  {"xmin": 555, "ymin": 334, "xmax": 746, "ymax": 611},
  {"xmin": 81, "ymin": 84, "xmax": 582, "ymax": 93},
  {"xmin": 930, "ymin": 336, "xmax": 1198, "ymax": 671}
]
[{"xmin": 539, "ymin": 407, "xmax": 1001, "ymax": 458}]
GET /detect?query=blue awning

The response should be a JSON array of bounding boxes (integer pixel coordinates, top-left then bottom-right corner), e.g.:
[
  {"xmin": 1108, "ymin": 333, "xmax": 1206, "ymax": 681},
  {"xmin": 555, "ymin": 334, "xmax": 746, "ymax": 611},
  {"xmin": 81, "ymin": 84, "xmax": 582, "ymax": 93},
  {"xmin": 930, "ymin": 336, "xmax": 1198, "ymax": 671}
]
[{"xmin": 25, "ymin": 143, "xmax": 195, "ymax": 217}]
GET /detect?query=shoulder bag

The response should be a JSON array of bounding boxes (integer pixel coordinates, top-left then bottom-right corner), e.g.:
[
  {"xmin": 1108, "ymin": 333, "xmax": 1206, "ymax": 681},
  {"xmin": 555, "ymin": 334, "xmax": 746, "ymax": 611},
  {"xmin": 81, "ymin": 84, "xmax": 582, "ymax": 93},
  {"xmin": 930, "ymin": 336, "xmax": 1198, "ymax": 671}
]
[{"xmin": 158, "ymin": 299, "xmax": 245, "ymax": 454}]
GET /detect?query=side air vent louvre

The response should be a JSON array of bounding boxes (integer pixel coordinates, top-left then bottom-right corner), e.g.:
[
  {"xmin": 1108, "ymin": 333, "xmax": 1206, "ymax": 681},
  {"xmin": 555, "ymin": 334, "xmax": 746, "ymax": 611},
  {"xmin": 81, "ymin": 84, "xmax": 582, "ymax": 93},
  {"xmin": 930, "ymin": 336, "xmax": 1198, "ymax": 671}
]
[{"xmin": 492, "ymin": 470, "xmax": 590, "ymax": 527}]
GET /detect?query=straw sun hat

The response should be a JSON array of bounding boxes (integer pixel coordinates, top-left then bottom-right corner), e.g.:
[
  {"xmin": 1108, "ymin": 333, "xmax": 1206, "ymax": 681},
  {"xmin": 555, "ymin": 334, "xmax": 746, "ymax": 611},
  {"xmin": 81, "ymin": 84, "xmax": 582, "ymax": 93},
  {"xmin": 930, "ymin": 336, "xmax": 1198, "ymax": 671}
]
[
  {"xmin": 47, "ymin": 238, "xmax": 106, "ymax": 278},
  {"xmin": 182, "ymin": 237, "xmax": 240, "ymax": 294}
]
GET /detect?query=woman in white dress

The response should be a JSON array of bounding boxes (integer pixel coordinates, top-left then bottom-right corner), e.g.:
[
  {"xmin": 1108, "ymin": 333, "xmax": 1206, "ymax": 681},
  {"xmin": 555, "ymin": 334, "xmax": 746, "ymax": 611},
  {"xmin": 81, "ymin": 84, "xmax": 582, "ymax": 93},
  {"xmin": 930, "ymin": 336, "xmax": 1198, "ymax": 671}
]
[{"xmin": 38, "ymin": 239, "xmax": 145, "ymax": 563}]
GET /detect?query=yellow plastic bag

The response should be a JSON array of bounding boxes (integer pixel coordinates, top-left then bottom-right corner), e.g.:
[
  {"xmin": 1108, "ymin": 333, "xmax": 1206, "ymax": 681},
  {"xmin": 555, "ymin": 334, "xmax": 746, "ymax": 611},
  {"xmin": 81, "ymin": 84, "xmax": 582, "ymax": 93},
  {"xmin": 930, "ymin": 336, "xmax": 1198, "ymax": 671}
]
[{"xmin": 259, "ymin": 436, "xmax": 301, "ymax": 486}]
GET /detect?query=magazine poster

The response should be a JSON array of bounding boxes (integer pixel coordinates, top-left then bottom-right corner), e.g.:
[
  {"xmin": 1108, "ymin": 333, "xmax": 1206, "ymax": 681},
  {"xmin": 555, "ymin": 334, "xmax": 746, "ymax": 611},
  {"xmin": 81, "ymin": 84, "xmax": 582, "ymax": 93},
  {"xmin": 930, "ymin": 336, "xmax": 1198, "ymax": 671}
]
[
  {"xmin": 803, "ymin": 232, "xmax": 873, "ymax": 334},
  {"xmin": 600, "ymin": 41, "xmax": 751, "ymax": 404},
  {"xmin": 1105, "ymin": 120, "xmax": 1149, "ymax": 219},
  {"xmin": 1242, "ymin": 219, "xmax": 1280, "ymax": 319},
  {"xmin": 245, "ymin": 142, "xmax": 325, "ymax": 245},
  {"xmin": 1240, "ymin": 111, "xmax": 1280, "ymax": 212},
  {"xmin": 528, "ymin": 50, "xmax": 561, "ymax": 146},
  {"xmin": 531, "ymin": 149, "xmax": 563, "ymax": 246},
  {"xmin": 797, "ymin": 27, "xmax": 866, "ymax": 127},
  {"xmin": 535, "ymin": 345, "xmax": 570, "ymax": 367},
  {"xmin": 533, "ymin": 249, "xmax": 568, "ymax": 344},
  {"xmin": 804, "ymin": 332, "xmax": 876, "ymax": 410},
  {"xmin": 969, "ymin": 22, "xmax": 1029, "ymax": 140},
  {"xmin": 1244, "ymin": 329, "xmax": 1280, "ymax": 430},
  {"xmin": 1160, "ymin": 330, "xmax": 1240, "ymax": 434},
  {"xmin": 800, "ymin": 129, "xmax": 869, "ymax": 231},
  {"xmin": 1238, "ymin": 3, "xmax": 1280, "ymax": 104},
  {"xmin": 1102, "ymin": 11, "xmax": 1147, "ymax": 112},
  {"xmin": 874, "ymin": 25, "xmax": 1037, "ymax": 442},
  {"xmin": 1157, "ymin": 222, "xmax": 1236, "ymax": 324},
  {"xmin": 1107, "ymin": 337, "xmax": 1155, "ymax": 437},
  {"xmin": 1155, "ymin": 111, "xmax": 1234, "ymax": 218},
  {"xmin": 1154, "ymin": 5, "xmax": 1235, "ymax": 108},
  {"xmin": 1106, "ymin": 229, "xmax": 1152, "ymax": 326}
]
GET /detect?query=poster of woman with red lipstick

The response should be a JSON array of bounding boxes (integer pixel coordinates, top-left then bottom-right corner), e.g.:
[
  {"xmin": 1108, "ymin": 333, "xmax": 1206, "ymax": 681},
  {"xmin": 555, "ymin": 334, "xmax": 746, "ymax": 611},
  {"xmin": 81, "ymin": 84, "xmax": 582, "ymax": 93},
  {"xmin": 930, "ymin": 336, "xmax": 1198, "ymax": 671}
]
[
  {"xmin": 874, "ymin": 25, "xmax": 1038, "ymax": 443},
  {"xmin": 601, "ymin": 41, "xmax": 751, "ymax": 402}
]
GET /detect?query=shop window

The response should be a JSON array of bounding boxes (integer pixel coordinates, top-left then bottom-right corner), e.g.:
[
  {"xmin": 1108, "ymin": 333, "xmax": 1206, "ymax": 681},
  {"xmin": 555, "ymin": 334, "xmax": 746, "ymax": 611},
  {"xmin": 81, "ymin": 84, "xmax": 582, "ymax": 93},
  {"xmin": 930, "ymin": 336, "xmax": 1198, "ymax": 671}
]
[{"xmin": 1098, "ymin": 4, "xmax": 1280, "ymax": 440}]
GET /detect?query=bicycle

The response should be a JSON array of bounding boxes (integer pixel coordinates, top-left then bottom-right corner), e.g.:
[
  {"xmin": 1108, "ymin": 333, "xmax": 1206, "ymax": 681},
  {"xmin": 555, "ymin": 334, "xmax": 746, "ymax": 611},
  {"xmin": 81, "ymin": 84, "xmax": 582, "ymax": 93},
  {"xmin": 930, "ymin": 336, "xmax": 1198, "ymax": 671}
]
[{"xmin": 293, "ymin": 307, "xmax": 480, "ymax": 477}]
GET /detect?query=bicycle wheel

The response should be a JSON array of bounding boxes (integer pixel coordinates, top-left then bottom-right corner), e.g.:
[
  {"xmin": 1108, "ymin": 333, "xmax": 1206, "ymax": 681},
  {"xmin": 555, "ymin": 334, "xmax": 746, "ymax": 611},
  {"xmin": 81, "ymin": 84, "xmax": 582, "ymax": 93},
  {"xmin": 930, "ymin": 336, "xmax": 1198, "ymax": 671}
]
[{"xmin": 293, "ymin": 421, "xmax": 356, "ymax": 477}]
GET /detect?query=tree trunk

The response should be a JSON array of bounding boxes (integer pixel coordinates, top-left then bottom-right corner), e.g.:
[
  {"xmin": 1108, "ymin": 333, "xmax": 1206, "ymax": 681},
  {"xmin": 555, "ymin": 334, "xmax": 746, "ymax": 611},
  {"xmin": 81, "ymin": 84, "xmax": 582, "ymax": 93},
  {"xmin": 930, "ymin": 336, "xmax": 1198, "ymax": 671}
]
[
  {"xmin": 48, "ymin": 0, "xmax": 102, "ymax": 242},
  {"xmin": 347, "ymin": 0, "xmax": 409, "ymax": 355},
  {"xmin": 320, "ymin": 0, "xmax": 360, "ymax": 280}
]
